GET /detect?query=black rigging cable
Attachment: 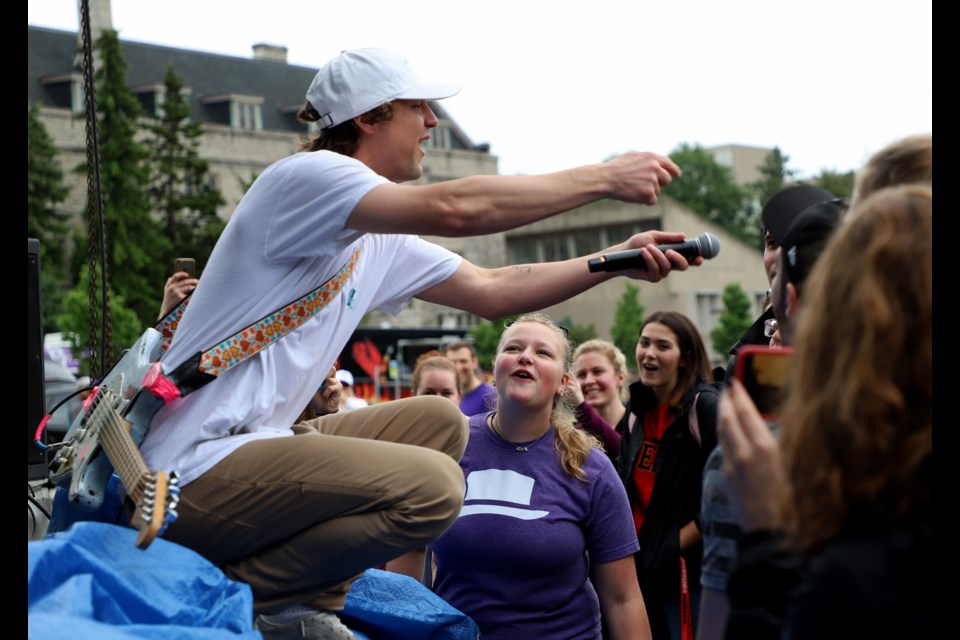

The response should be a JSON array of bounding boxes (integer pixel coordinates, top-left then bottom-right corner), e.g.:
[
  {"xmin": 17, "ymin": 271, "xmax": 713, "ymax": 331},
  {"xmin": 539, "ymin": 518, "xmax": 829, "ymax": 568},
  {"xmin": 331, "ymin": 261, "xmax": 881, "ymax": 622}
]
[{"xmin": 78, "ymin": 0, "xmax": 112, "ymax": 379}]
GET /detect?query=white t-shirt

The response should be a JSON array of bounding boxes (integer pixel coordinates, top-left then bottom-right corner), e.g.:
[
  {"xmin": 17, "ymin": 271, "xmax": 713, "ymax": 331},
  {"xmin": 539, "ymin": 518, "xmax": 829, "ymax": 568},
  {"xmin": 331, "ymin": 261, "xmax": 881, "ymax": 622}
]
[{"xmin": 140, "ymin": 151, "xmax": 462, "ymax": 485}]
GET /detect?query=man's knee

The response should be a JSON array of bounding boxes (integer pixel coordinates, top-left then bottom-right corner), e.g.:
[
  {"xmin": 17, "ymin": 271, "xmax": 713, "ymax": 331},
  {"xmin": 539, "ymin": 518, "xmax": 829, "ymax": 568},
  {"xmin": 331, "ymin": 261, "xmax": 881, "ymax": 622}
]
[
  {"xmin": 404, "ymin": 395, "xmax": 469, "ymax": 460},
  {"xmin": 419, "ymin": 452, "xmax": 466, "ymax": 537}
]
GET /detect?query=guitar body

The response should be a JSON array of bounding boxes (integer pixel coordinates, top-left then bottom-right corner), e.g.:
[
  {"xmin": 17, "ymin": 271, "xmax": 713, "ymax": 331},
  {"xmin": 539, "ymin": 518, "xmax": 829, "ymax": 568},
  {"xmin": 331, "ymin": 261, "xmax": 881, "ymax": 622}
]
[{"xmin": 48, "ymin": 328, "xmax": 180, "ymax": 548}]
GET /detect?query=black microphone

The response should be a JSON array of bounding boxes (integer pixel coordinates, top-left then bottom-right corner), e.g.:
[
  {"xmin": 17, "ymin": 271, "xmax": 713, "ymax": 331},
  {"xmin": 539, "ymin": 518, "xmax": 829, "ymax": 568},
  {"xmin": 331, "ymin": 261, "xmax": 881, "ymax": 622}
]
[{"xmin": 587, "ymin": 232, "xmax": 720, "ymax": 273}]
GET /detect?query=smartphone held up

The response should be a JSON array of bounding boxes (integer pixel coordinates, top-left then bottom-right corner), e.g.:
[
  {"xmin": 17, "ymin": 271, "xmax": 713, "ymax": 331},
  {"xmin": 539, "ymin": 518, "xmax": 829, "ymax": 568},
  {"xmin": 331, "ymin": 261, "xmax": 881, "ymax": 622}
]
[
  {"xmin": 173, "ymin": 257, "xmax": 197, "ymax": 279},
  {"xmin": 733, "ymin": 345, "xmax": 793, "ymax": 422}
]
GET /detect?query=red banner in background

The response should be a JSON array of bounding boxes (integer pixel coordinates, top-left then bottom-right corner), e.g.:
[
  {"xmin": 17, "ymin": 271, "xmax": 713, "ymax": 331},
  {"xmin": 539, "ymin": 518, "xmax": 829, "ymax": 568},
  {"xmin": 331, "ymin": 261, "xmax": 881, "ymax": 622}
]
[{"xmin": 352, "ymin": 338, "xmax": 382, "ymax": 381}]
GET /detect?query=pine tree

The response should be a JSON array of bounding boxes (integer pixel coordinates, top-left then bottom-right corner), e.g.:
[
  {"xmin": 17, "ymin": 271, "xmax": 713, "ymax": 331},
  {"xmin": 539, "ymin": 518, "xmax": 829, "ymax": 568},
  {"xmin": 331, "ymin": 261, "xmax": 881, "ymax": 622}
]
[
  {"xmin": 710, "ymin": 283, "xmax": 754, "ymax": 356},
  {"xmin": 28, "ymin": 102, "xmax": 71, "ymax": 333},
  {"xmin": 749, "ymin": 147, "xmax": 796, "ymax": 212},
  {"xmin": 73, "ymin": 28, "xmax": 170, "ymax": 329},
  {"xmin": 610, "ymin": 283, "xmax": 644, "ymax": 373},
  {"xmin": 812, "ymin": 169, "xmax": 855, "ymax": 199},
  {"xmin": 147, "ymin": 64, "xmax": 225, "ymax": 267}
]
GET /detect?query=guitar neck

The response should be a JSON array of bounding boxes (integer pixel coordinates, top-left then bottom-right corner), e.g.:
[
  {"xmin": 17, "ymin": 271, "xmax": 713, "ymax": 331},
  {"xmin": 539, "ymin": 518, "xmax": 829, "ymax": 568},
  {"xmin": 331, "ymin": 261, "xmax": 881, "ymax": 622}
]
[{"xmin": 86, "ymin": 389, "xmax": 150, "ymax": 501}]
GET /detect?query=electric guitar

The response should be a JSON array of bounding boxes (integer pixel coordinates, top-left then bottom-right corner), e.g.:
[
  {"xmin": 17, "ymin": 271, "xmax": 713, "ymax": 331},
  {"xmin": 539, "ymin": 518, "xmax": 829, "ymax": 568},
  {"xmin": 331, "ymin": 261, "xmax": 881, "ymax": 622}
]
[{"xmin": 48, "ymin": 327, "xmax": 180, "ymax": 549}]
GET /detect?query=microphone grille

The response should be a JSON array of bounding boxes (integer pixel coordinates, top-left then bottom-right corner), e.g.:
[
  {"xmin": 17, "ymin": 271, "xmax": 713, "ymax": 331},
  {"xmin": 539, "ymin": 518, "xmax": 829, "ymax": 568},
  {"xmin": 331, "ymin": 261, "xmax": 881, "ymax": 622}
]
[{"xmin": 700, "ymin": 232, "xmax": 721, "ymax": 259}]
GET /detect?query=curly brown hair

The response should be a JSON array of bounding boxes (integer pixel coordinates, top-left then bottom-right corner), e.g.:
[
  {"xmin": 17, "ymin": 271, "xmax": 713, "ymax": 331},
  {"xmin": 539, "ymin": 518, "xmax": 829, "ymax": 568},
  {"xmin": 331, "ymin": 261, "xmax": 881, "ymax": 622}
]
[
  {"xmin": 296, "ymin": 101, "xmax": 395, "ymax": 155},
  {"xmin": 780, "ymin": 184, "xmax": 932, "ymax": 552}
]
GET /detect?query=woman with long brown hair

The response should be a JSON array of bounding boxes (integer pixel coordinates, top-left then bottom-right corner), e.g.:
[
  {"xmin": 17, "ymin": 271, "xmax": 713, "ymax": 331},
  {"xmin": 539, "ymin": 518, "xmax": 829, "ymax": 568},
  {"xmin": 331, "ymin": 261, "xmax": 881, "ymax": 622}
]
[{"xmin": 617, "ymin": 310, "xmax": 721, "ymax": 640}]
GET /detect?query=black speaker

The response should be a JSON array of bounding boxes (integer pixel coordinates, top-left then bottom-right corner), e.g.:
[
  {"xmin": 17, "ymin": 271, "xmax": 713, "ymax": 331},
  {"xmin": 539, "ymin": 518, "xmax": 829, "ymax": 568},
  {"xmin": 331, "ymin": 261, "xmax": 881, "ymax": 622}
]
[{"xmin": 28, "ymin": 238, "xmax": 48, "ymax": 480}]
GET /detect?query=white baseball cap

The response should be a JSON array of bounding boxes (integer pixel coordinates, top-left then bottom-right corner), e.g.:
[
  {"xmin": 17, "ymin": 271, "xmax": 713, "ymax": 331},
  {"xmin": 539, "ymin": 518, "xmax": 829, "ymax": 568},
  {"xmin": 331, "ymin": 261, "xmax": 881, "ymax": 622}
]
[
  {"xmin": 335, "ymin": 369, "xmax": 355, "ymax": 386},
  {"xmin": 306, "ymin": 48, "xmax": 461, "ymax": 129}
]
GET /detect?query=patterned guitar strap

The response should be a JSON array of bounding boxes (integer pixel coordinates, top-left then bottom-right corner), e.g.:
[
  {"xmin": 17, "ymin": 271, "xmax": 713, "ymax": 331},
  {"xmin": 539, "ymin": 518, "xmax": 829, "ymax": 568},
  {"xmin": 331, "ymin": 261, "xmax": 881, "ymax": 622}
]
[{"xmin": 142, "ymin": 246, "xmax": 361, "ymax": 404}]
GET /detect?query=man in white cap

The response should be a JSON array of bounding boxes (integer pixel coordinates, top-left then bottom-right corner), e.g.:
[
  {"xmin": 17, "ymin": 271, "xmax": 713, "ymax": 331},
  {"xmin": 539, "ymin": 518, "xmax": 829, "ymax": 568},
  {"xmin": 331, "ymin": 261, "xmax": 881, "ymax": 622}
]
[{"xmin": 140, "ymin": 47, "xmax": 701, "ymax": 639}]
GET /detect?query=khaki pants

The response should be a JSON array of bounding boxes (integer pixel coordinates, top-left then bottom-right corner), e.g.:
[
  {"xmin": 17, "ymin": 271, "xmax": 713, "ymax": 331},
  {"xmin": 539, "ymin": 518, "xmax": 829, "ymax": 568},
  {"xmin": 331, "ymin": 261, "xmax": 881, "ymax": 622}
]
[{"xmin": 162, "ymin": 395, "xmax": 468, "ymax": 614}]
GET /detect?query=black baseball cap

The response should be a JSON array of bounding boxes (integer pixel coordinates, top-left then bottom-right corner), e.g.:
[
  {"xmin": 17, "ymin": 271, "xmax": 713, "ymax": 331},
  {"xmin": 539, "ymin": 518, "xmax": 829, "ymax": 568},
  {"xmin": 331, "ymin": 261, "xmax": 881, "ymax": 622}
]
[
  {"xmin": 761, "ymin": 184, "xmax": 836, "ymax": 246},
  {"xmin": 781, "ymin": 198, "xmax": 848, "ymax": 289}
]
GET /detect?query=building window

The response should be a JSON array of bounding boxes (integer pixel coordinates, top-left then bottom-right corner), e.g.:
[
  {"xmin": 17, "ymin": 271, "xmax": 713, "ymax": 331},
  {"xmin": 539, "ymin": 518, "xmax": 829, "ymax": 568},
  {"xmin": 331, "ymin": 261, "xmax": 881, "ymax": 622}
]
[
  {"xmin": 132, "ymin": 83, "xmax": 166, "ymax": 117},
  {"xmin": 39, "ymin": 72, "xmax": 85, "ymax": 113},
  {"xmin": 573, "ymin": 228, "xmax": 604, "ymax": 256},
  {"xmin": 230, "ymin": 102, "xmax": 263, "ymax": 130},
  {"xmin": 505, "ymin": 218, "xmax": 662, "ymax": 264},
  {"xmin": 508, "ymin": 236, "xmax": 540, "ymax": 264},
  {"xmin": 542, "ymin": 234, "xmax": 572, "ymax": 262},
  {"xmin": 695, "ymin": 291, "xmax": 723, "ymax": 335},
  {"xmin": 424, "ymin": 124, "xmax": 449, "ymax": 149},
  {"xmin": 71, "ymin": 81, "xmax": 85, "ymax": 114},
  {"xmin": 201, "ymin": 93, "xmax": 264, "ymax": 130}
]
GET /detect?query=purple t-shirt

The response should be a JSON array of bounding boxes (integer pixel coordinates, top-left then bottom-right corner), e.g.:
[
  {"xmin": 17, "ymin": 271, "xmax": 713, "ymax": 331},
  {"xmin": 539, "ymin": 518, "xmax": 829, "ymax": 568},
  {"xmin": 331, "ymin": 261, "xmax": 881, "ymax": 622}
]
[
  {"xmin": 432, "ymin": 412, "xmax": 640, "ymax": 639},
  {"xmin": 459, "ymin": 382, "xmax": 497, "ymax": 416}
]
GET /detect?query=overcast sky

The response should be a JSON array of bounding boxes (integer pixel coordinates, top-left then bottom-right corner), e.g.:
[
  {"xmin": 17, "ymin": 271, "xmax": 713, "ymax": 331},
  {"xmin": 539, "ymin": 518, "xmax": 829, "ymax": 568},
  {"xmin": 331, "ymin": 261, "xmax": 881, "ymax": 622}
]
[{"xmin": 28, "ymin": 0, "xmax": 932, "ymax": 180}]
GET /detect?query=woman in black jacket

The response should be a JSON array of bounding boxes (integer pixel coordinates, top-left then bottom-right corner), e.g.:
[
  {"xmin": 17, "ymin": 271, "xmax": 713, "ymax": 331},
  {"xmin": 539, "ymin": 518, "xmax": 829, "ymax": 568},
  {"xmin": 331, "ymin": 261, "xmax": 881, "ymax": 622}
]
[{"xmin": 617, "ymin": 311, "xmax": 721, "ymax": 640}]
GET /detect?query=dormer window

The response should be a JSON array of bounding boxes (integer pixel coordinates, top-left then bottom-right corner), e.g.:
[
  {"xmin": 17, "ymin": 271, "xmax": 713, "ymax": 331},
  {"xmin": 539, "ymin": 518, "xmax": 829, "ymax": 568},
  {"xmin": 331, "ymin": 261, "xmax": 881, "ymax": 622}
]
[
  {"xmin": 201, "ymin": 93, "xmax": 264, "ymax": 130},
  {"xmin": 132, "ymin": 82, "xmax": 195, "ymax": 117},
  {"xmin": 39, "ymin": 72, "xmax": 84, "ymax": 113}
]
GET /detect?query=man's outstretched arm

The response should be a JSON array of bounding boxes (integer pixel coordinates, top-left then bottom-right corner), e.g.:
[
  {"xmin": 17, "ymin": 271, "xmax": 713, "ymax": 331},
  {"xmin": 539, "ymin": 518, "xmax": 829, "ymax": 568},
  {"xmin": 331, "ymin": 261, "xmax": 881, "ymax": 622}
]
[
  {"xmin": 348, "ymin": 151, "xmax": 681, "ymax": 237},
  {"xmin": 417, "ymin": 230, "xmax": 702, "ymax": 320}
]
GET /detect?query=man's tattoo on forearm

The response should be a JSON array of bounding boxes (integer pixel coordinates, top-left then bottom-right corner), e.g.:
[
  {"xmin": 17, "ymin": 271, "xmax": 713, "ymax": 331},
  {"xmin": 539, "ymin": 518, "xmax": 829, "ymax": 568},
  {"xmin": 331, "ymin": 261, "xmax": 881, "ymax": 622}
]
[{"xmin": 511, "ymin": 265, "xmax": 533, "ymax": 274}]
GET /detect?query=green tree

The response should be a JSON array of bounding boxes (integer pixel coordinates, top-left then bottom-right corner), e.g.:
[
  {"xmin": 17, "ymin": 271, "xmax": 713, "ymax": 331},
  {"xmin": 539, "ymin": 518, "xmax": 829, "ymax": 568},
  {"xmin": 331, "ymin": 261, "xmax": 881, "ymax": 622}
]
[
  {"xmin": 147, "ymin": 64, "xmax": 225, "ymax": 266},
  {"xmin": 28, "ymin": 102, "xmax": 71, "ymax": 334},
  {"xmin": 467, "ymin": 314, "xmax": 519, "ymax": 372},
  {"xmin": 710, "ymin": 283, "xmax": 754, "ymax": 355},
  {"xmin": 610, "ymin": 283, "xmax": 645, "ymax": 373},
  {"xmin": 741, "ymin": 147, "xmax": 798, "ymax": 250},
  {"xmin": 78, "ymin": 28, "xmax": 169, "ymax": 329},
  {"xmin": 56, "ymin": 270, "xmax": 144, "ymax": 377},
  {"xmin": 812, "ymin": 168, "xmax": 855, "ymax": 199},
  {"xmin": 663, "ymin": 143, "xmax": 754, "ymax": 245}
]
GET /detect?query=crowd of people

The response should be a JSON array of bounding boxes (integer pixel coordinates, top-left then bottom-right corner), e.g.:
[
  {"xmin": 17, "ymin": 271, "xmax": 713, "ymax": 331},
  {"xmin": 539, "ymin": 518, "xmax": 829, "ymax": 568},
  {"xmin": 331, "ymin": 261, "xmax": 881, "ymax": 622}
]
[{"xmin": 138, "ymin": 46, "xmax": 930, "ymax": 640}]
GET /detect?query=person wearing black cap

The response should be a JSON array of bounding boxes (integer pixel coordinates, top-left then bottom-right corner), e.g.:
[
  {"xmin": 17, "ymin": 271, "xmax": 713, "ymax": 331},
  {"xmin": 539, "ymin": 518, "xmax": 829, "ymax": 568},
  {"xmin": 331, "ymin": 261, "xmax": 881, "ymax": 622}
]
[
  {"xmin": 722, "ymin": 184, "xmax": 835, "ymax": 380},
  {"xmin": 700, "ymin": 185, "xmax": 836, "ymax": 640},
  {"xmin": 137, "ymin": 47, "xmax": 705, "ymax": 640},
  {"xmin": 770, "ymin": 198, "xmax": 848, "ymax": 345}
]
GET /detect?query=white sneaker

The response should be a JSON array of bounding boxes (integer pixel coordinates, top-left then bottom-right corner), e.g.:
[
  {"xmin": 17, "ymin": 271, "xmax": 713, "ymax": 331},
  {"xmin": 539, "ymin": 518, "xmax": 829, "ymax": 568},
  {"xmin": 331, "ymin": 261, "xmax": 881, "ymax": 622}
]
[{"xmin": 255, "ymin": 611, "xmax": 358, "ymax": 640}]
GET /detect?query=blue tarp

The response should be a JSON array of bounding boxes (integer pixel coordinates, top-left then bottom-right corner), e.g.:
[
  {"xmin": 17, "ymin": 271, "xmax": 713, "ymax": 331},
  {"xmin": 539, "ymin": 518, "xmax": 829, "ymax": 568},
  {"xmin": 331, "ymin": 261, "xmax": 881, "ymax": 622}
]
[
  {"xmin": 28, "ymin": 522, "xmax": 479, "ymax": 640},
  {"xmin": 28, "ymin": 522, "xmax": 261, "ymax": 639},
  {"xmin": 342, "ymin": 569, "xmax": 480, "ymax": 640}
]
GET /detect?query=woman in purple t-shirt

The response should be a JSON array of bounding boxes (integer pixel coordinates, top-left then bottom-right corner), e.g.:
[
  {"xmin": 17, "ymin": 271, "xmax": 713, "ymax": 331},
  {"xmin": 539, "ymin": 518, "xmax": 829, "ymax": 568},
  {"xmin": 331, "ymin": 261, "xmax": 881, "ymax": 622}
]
[{"xmin": 432, "ymin": 313, "xmax": 651, "ymax": 640}]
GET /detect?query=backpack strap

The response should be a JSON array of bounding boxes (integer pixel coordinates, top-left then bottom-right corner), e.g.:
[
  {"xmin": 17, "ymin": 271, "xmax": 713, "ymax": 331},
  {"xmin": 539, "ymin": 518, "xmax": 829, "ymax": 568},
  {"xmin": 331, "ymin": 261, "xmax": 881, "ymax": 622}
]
[{"xmin": 688, "ymin": 392, "xmax": 702, "ymax": 447}]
